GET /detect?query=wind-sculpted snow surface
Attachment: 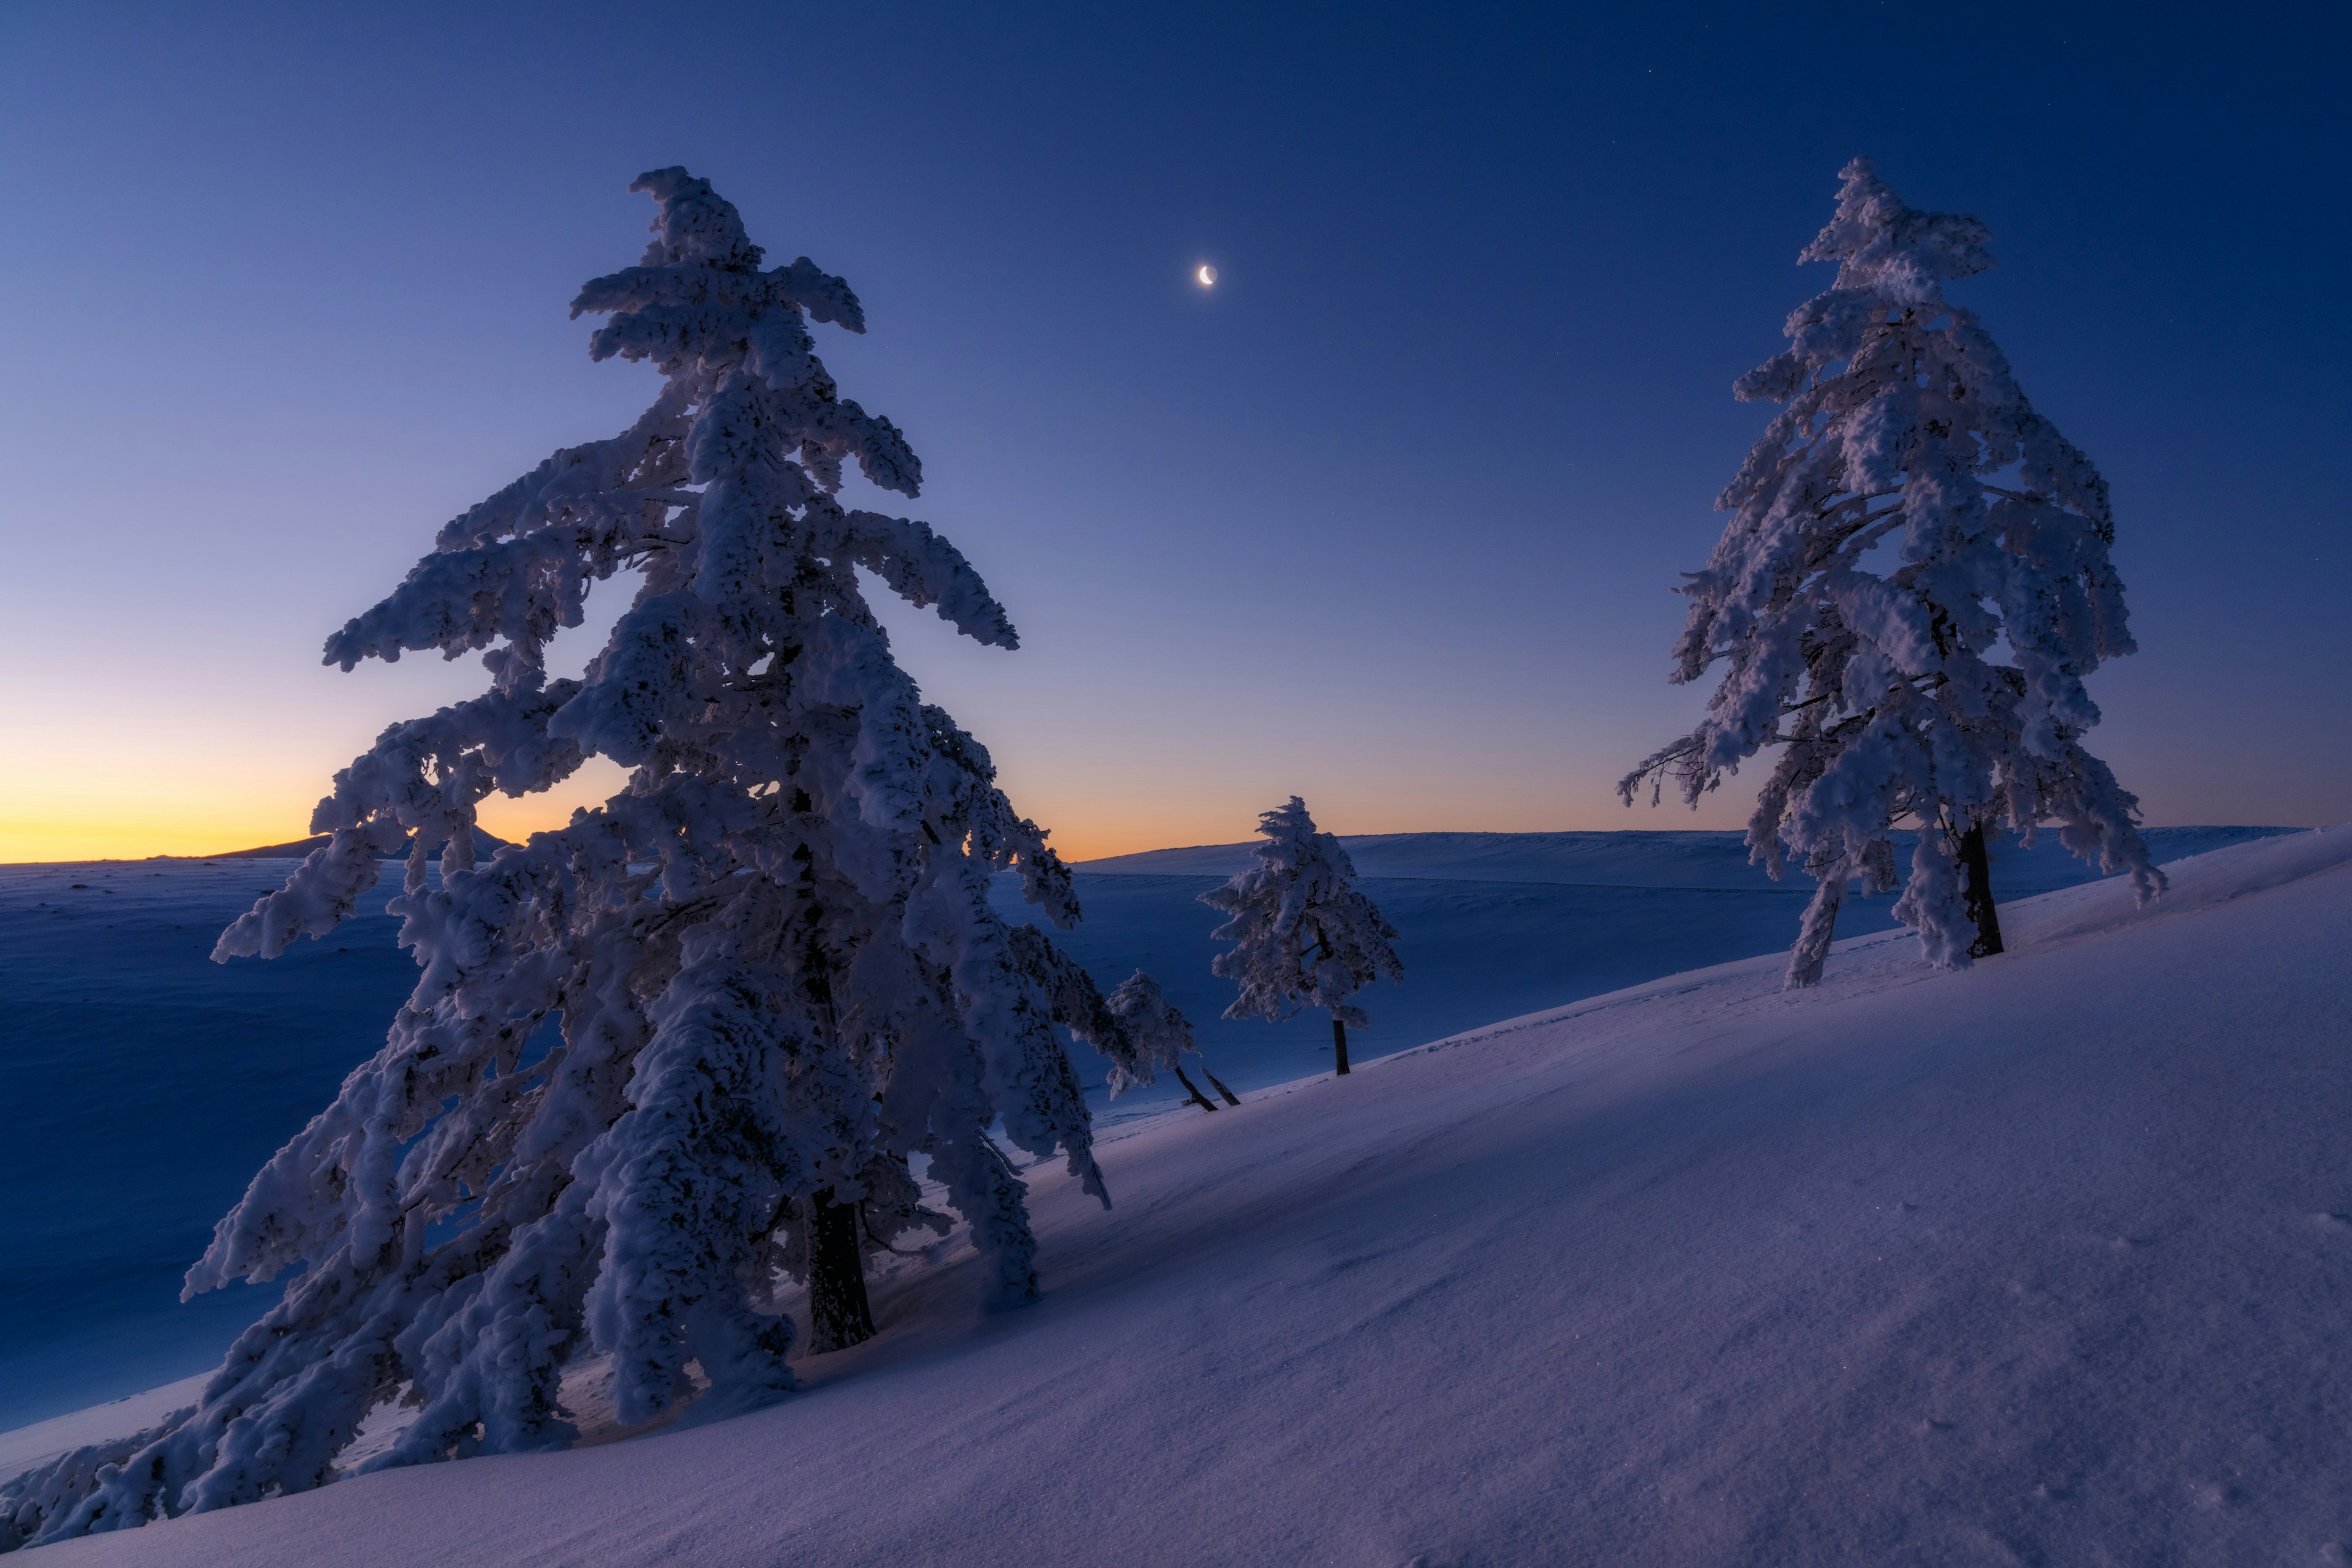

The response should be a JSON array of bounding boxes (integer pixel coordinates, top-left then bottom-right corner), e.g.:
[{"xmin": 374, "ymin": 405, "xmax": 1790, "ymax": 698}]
[
  {"xmin": 1621, "ymin": 158, "xmax": 2162, "ymax": 985},
  {"xmin": 14, "ymin": 829, "xmax": 2348, "ymax": 1566},
  {"xmin": 0, "ymin": 169, "xmax": 1129, "ymax": 1551}
]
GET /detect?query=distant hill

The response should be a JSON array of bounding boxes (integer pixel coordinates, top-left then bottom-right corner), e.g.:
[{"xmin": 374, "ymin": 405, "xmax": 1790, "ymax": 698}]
[
  {"xmin": 1076, "ymin": 826, "xmax": 2303, "ymax": 892},
  {"xmin": 198, "ymin": 826, "xmax": 513, "ymax": 861}
]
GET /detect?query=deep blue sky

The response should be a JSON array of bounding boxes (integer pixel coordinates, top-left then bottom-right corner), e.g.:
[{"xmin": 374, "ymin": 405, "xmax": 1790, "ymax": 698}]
[{"xmin": 2, "ymin": 2, "xmax": 2344, "ymax": 858}]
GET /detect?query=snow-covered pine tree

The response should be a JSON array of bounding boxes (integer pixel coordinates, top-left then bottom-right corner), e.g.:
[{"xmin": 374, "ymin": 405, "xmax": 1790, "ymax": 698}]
[
  {"xmin": 1617, "ymin": 157, "xmax": 2165, "ymax": 987},
  {"xmin": 0, "ymin": 167, "xmax": 1151, "ymax": 1551},
  {"xmin": 1105, "ymin": 970, "xmax": 1237, "ymax": 1110},
  {"xmin": 1203, "ymin": 797, "xmax": 1402, "ymax": 1076}
]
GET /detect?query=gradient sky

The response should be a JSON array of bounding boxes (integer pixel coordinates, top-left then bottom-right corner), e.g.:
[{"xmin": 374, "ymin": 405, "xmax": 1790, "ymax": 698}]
[{"xmin": 2, "ymin": 2, "xmax": 2345, "ymax": 863}]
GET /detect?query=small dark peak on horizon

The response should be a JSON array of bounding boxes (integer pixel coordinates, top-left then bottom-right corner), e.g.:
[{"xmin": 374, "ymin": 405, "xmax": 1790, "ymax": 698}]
[{"xmin": 196, "ymin": 826, "xmax": 513, "ymax": 862}]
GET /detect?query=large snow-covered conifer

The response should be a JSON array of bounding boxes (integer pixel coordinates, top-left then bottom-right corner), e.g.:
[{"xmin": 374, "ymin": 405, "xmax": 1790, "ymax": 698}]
[
  {"xmin": 1203, "ymin": 798, "xmax": 1402, "ymax": 1075},
  {"xmin": 2, "ymin": 168, "xmax": 1154, "ymax": 1550},
  {"xmin": 1618, "ymin": 158, "xmax": 2164, "ymax": 986}
]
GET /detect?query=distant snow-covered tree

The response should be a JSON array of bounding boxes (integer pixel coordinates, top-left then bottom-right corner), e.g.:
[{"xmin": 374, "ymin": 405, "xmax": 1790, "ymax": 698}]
[
  {"xmin": 1618, "ymin": 157, "xmax": 2165, "ymax": 987},
  {"xmin": 1, "ymin": 168, "xmax": 1133, "ymax": 1551},
  {"xmin": 1106, "ymin": 970, "xmax": 1237, "ymax": 1111},
  {"xmin": 1204, "ymin": 797, "xmax": 1402, "ymax": 1076}
]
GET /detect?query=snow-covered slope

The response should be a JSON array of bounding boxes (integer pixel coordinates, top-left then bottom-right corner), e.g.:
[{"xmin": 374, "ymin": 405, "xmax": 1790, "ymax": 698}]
[
  {"xmin": 0, "ymin": 864, "xmax": 420, "ymax": 1425},
  {"xmin": 23, "ymin": 827, "xmax": 2351, "ymax": 1565},
  {"xmin": 0, "ymin": 1383, "xmax": 207, "ymax": 1490},
  {"xmin": 1078, "ymin": 824, "xmax": 2291, "ymax": 888},
  {"xmin": 0, "ymin": 833, "xmax": 1954, "ymax": 1428}
]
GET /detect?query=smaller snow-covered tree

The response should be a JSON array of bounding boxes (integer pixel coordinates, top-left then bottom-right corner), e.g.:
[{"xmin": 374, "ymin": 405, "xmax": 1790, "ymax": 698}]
[
  {"xmin": 1203, "ymin": 797, "xmax": 1402, "ymax": 1076},
  {"xmin": 1106, "ymin": 970, "xmax": 1238, "ymax": 1111},
  {"xmin": 1618, "ymin": 157, "xmax": 2165, "ymax": 987}
]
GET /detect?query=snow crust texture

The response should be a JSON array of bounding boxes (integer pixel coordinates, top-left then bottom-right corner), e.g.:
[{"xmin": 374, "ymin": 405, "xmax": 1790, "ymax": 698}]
[
  {"xmin": 17, "ymin": 829, "xmax": 2350, "ymax": 1566},
  {"xmin": 1622, "ymin": 158, "xmax": 2163, "ymax": 984},
  {"xmin": 1, "ymin": 170, "xmax": 1159, "ymax": 1548}
]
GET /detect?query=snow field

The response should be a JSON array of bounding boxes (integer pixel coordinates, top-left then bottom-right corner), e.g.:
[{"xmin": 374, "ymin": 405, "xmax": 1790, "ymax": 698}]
[
  {"xmin": 4, "ymin": 827, "xmax": 2277, "ymax": 1434},
  {"xmin": 0, "ymin": 1388, "xmax": 207, "ymax": 1495},
  {"xmin": 25, "ymin": 827, "xmax": 2351, "ymax": 1566}
]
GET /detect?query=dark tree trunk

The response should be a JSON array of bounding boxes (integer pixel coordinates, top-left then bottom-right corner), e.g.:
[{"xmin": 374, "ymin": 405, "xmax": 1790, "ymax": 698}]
[
  {"xmin": 807, "ymin": 1188, "xmax": 876, "ymax": 1353},
  {"xmin": 1171, "ymin": 1065, "xmax": 1219, "ymax": 1112},
  {"xmin": 1958, "ymin": 822, "xmax": 2005, "ymax": 959},
  {"xmin": 1200, "ymin": 1066, "xmax": 1242, "ymax": 1106},
  {"xmin": 1332, "ymin": 1016, "xmax": 1351, "ymax": 1076}
]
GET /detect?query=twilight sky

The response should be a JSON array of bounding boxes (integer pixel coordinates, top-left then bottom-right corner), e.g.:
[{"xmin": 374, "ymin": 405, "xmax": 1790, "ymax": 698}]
[{"xmin": 1, "ymin": 2, "xmax": 2345, "ymax": 862}]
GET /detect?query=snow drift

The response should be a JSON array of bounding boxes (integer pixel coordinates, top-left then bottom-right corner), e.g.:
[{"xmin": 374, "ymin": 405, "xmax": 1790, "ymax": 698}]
[{"xmin": 13, "ymin": 827, "xmax": 2352, "ymax": 1565}]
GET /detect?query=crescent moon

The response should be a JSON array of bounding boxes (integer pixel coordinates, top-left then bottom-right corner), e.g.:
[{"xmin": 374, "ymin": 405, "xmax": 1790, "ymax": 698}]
[{"xmin": 1196, "ymin": 264, "xmax": 1218, "ymax": 287}]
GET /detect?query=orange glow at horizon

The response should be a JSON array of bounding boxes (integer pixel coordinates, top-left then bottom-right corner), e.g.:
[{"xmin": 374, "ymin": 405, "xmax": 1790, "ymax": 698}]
[
  {"xmin": 0, "ymin": 790, "xmax": 309, "ymax": 865},
  {"xmin": 0, "ymin": 801, "xmax": 1604, "ymax": 865},
  {"xmin": 0, "ymin": 761, "xmax": 644, "ymax": 865},
  {"xmin": 1, "ymin": 766, "xmax": 1704, "ymax": 865},
  {"xmin": 0, "ymin": 763, "xmax": 1234, "ymax": 865}
]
